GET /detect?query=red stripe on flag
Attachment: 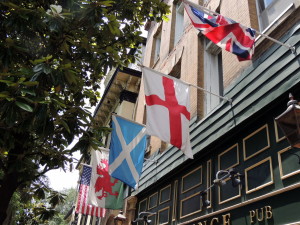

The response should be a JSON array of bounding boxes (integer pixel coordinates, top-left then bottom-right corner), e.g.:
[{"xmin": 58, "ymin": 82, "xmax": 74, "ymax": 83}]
[
  {"xmin": 91, "ymin": 205, "xmax": 95, "ymax": 217},
  {"xmin": 76, "ymin": 185, "xmax": 84, "ymax": 214},
  {"xmin": 145, "ymin": 76, "xmax": 190, "ymax": 149},
  {"xmin": 81, "ymin": 185, "xmax": 88, "ymax": 214}
]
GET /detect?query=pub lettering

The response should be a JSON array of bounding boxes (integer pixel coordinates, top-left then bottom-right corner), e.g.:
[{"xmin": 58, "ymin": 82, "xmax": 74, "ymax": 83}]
[
  {"xmin": 193, "ymin": 213, "xmax": 231, "ymax": 225},
  {"xmin": 191, "ymin": 205, "xmax": 273, "ymax": 225},
  {"xmin": 249, "ymin": 206, "xmax": 273, "ymax": 223}
]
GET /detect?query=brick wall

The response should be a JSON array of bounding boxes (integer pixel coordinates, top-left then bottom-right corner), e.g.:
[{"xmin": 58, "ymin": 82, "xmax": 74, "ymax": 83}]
[
  {"xmin": 214, "ymin": 0, "xmax": 254, "ymax": 88},
  {"xmin": 136, "ymin": 0, "xmax": 269, "ymax": 155}
]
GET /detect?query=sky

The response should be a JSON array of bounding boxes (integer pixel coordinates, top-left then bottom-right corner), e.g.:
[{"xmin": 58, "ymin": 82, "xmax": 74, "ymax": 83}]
[
  {"xmin": 46, "ymin": 147, "xmax": 81, "ymax": 191},
  {"xmin": 47, "ymin": 165, "xmax": 79, "ymax": 191},
  {"xmin": 46, "ymin": 80, "xmax": 105, "ymax": 191}
]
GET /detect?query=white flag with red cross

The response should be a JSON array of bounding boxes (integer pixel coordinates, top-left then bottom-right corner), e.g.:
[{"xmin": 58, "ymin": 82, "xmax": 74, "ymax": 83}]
[{"xmin": 142, "ymin": 67, "xmax": 193, "ymax": 159}]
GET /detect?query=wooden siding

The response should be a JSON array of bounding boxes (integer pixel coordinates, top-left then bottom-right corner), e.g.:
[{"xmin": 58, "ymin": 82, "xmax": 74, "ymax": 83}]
[{"xmin": 134, "ymin": 23, "xmax": 300, "ymax": 195}]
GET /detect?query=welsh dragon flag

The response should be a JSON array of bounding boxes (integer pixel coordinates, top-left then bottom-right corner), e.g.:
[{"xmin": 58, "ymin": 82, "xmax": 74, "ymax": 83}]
[{"xmin": 87, "ymin": 148, "xmax": 124, "ymax": 209}]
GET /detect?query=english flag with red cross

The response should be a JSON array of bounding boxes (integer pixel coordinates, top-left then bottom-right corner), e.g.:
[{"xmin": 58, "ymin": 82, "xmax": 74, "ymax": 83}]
[{"xmin": 142, "ymin": 67, "xmax": 193, "ymax": 159}]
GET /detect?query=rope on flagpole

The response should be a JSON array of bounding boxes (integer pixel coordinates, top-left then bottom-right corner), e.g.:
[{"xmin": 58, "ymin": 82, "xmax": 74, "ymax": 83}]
[
  {"xmin": 138, "ymin": 64, "xmax": 232, "ymax": 103},
  {"xmin": 183, "ymin": 0, "xmax": 295, "ymax": 53}
]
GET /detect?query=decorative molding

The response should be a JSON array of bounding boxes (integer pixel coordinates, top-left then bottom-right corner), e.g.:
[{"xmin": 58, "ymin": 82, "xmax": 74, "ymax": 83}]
[
  {"xmin": 218, "ymin": 177, "xmax": 241, "ymax": 205},
  {"xmin": 172, "ymin": 180, "xmax": 178, "ymax": 221},
  {"xmin": 158, "ymin": 207, "xmax": 170, "ymax": 225},
  {"xmin": 148, "ymin": 214, "xmax": 157, "ymax": 225},
  {"xmin": 278, "ymin": 146, "xmax": 300, "ymax": 179},
  {"xmin": 243, "ymin": 124, "xmax": 270, "ymax": 161},
  {"xmin": 138, "ymin": 198, "xmax": 148, "ymax": 213},
  {"xmin": 274, "ymin": 120, "xmax": 286, "ymax": 143},
  {"xmin": 148, "ymin": 192, "xmax": 158, "ymax": 210},
  {"xmin": 207, "ymin": 159, "xmax": 212, "ymax": 209},
  {"xmin": 245, "ymin": 157, "xmax": 274, "ymax": 194},
  {"xmin": 178, "ymin": 182, "xmax": 300, "ymax": 225},
  {"xmin": 181, "ymin": 166, "xmax": 202, "ymax": 193},
  {"xmin": 218, "ymin": 144, "xmax": 239, "ymax": 171},
  {"xmin": 159, "ymin": 184, "xmax": 171, "ymax": 204},
  {"xmin": 180, "ymin": 192, "xmax": 201, "ymax": 219}
]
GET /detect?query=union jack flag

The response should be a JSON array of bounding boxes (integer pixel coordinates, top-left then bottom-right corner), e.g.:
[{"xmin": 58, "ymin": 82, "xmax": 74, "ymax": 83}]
[{"xmin": 184, "ymin": 2, "xmax": 256, "ymax": 61}]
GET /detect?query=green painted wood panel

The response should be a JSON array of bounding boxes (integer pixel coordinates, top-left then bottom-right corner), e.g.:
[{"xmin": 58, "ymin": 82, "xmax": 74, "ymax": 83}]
[{"xmin": 135, "ymin": 23, "xmax": 300, "ymax": 195}]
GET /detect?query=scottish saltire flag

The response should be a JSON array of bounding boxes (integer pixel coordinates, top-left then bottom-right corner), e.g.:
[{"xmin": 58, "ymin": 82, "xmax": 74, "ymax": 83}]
[
  {"xmin": 109, "ymin": 115, "xmax": 147, "ymax": 189},
  {"xmin": 184, "ymin": 1, "xmax": 256, "ymax": 61}
]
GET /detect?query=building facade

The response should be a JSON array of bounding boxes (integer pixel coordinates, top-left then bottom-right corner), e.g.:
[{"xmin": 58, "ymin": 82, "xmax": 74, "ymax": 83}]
[
  {"xmin": 72, "ymin": 0, "xmax": 300, "ymax": 224},
  {"xmin": 131, "ymin": 0, "xmax": 300, "ymax": 225}
]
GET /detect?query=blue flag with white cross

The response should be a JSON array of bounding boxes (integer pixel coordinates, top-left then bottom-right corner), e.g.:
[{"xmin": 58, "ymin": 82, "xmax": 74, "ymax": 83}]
[{"xmin": 109, "ymin": 114, "xmax": 147, "ymax": 189}]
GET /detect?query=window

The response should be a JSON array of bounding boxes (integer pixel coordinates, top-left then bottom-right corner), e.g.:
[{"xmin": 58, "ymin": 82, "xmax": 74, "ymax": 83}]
[
  {"xmin": 256, "ymin": 0, "xmax": 295, "ymax": 31},
  {"xmin": 174, "ymin": 2, "xmax": 184, "ymax": 46},
  {"xmin": 169, "ymin": 59, "xmax": 181, "ymax": 79},
  {"xmin": 151, "ymin": 26, "xmax": 162, "ymax": 66},
  {"xmin": 203, "ymin": 38, "xmax": 223, "ymax": 115},
  {"xmin": 154, "ymin": 32, "xmax": 161, "ymax": 62}
]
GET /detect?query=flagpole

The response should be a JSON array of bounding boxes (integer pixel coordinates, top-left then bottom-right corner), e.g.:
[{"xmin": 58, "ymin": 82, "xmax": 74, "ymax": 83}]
[
  {"xmin": 183, "ymin": 0, "xmax": 295, "ymax": 53},
  {"xmin": 111, "ymin": 113, "xmax": 146, "ymax": 127},
  {"xmin": 139, "ymin": 64, "xmax": 232, "ymax": 103}
]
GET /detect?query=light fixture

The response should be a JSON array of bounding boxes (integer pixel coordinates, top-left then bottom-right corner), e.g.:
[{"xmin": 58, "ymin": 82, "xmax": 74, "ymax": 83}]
[
  {"xmin": 114, "ymin": 210, "xmax": 126, "ymax": 225},
  {"xmin": 132, "ymin": 212, "xmax": 156, "ymax": 225},
  {"xmin": 275, "ymin": 93, "xmax": 300, "ymax": 148},
  {"xmin": 200, "ymin": 191, "xmax": 210, "ymax": 207},
  {"xmin": 213, "ymin": 170, "xmax": 229, "ymax": 186},
  {"xmin": 229, "ymin": 168, "xmax": 243, "ymax": 187}
]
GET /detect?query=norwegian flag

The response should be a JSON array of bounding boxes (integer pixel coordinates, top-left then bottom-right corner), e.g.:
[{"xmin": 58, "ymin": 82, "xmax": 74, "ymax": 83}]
[
  {"xmin": 142, "ymin": 67, "xmax": 193, "ymax": 159},
  {"xmin": 184, "ymin": 2, "xmax": 256, "ymax": 61},
  {"xmin": 75, "ymin": 165, "xmax": 106, "ymax": 218}
]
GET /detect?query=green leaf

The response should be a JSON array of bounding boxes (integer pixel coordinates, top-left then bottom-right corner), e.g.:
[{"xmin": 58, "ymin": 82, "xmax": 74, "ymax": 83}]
[
  {"xmin": 21, "ymin": 89, "xmax": 36, "ymax": 96},
  {"xmin": 0, "ymin": 80, "xmax": 14, "ymax": 85},
  {"xmin": 59, "ymin": 119, "xmax": 71, "ymax": 133},
  {"xmin": 17, "ymin": 77, "xmax": 26, "ymax": 83},
  {"xmin": 15, "ymin": 101, "xmax": 33, "ymax": 112},
  {"xmin": 0, "ymin": 91, "xmax": 10, "ymax": 98},
  {"xmin": 0, "ymin": 73, "xmax": 13, "ymax": 76},
  {"xmin": 20, "ymin": 97, "xmax": 35, "ymax": 104},
  {"xmin": 34, "ymin": 188, "xmax": 45, "ymax": 200},
  {"xmin": 61, "ymin": 63, "xmax": 72, "ymax": 69},
  {"xmin": 100, "ymin": 1, "xmax": 114, "ymax": 7},
  {"xmin": 64, "ymin": 71, "xmax": 77, "ymax": 84},
  {"xmin": 30, "ymin": 56, "xmax": 52, "ymax": 65},
  {"xmin": 52, "ymin": 98, "xmax": 66, "ymax": 108},
  {"xmin": 43, "ymin": 66, "xmax": 51, "ymax": 75},
  {"xmin": 23, "ymin": 81, "xmax": 39, "ymax": 86}
]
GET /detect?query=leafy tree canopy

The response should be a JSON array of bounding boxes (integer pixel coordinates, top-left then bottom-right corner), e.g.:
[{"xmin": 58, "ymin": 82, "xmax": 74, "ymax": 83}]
[
  {"xmin": 8, "ymin": 176, "xmax": 66, "ymax": 224},
  {"xmin": 0, "ymin": 0, "xmax": 169, "ymax": 223}
]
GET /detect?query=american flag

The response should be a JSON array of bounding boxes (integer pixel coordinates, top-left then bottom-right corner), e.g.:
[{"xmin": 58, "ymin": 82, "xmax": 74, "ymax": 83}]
[
  {"xmin": 184, "ymin": 2, "xmax": 256, "ymax": 61},
  {"xmin": 75, "ymin": 165, "xmax": 106, "ymax": 217}
]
